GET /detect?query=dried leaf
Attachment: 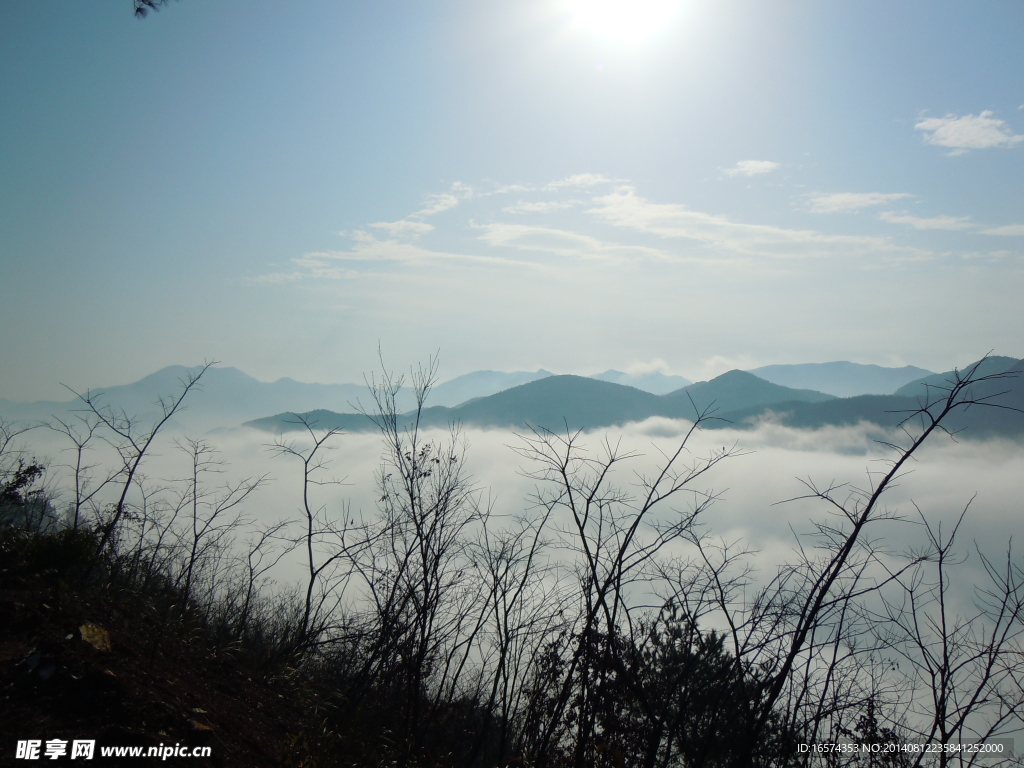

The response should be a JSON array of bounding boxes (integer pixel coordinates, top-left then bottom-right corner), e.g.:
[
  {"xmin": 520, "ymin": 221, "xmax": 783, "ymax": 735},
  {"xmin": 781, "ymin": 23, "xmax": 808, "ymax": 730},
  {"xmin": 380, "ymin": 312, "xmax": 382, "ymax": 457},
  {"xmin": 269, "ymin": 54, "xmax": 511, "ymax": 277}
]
[{"xmin": 79, "ymin": 623, "xmax": 112, "ymax": 652}]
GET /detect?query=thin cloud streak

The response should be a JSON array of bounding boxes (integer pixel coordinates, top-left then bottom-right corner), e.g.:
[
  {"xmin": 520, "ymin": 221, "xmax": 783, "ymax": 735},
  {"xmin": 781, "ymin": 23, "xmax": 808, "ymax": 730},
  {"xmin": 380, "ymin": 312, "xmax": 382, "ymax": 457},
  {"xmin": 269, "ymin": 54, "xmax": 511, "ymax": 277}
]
[
  {"xmin": 250, "ymin": 234, "xmax": 549, "ymax": 285},
  {"xmin": 475, "ymin": 221, "xmax": 675, "ymax": 263},
  {"xmin": 803, "ymin": 192, "xmax": 914, "ymax": 214},
  {"xmin": 502, "ymin": 200, "xmax": 579, "ymax": 214},
  {"xmin": 878, "ymin": 211, "xmax": 974, "ymax": 231},
  {"xmin": 247, "ymin": 175, "xmax": 1024, "ymax": 288},
  {"xmin": 982, "ymin": 224, "xmax": 1024, "ymax": 236},
  {"xmin": 590, "ymin": 187, "xmax": 927, "ymax": 261}
]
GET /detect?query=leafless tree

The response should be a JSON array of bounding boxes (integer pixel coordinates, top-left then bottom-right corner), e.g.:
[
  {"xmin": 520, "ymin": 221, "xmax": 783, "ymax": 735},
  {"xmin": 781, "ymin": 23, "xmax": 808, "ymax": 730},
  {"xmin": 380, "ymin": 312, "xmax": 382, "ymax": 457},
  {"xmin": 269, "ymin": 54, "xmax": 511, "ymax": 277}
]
[
  {"xmin": 48, "ymin": 415, "xmax": 117, "ymax": 530},
  {"xmin": 870, "ymin": 502, "xmax": 1024, "ymax": 768},
  {"xmin": 0, "ymin": 419, "xmax": 51, "ymax": 530},
  {"xmin": 352, "ymin": 356, "xmax": 488, "ymax": 754},
  {"xmin": 468, "ymin": 508, "xmax": 569, "ymax": 762},
  {"xmin": 70, "ymin": 361, "xmax": 213, "ymax": 555},
  {"xmin": 171, "ymin": 437, "xmax": 267, "ymax": 613},
  {"xmin": 708, "ymin": 356, "xmax": 1024, "ymax": 765},
  {"xmin": 513, "ymin": 402, "xmax": 741, "ymax": 767},
  {"xmin": 268, "ymin": 413, "xmax": 359, "ymax": 651},
  {"xmin": 225, "ymin": 519, "xmax": 296, "ymax": 642}
]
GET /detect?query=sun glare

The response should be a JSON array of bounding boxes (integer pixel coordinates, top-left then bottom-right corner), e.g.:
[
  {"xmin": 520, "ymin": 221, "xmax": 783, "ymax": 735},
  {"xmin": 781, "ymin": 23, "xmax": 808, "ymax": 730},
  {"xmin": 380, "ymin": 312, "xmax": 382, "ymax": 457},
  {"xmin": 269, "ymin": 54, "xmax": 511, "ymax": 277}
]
[{"xmin": 567, "ymin": 0, "xmax": 681, "ymax": 43}]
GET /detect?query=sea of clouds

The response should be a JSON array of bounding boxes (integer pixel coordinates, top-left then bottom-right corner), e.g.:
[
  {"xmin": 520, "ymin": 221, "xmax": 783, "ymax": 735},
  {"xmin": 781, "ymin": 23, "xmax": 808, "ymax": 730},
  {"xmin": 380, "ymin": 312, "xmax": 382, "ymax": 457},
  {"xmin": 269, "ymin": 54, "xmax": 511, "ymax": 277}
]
[{"xmin": 14, "ymin": 414, "xmax": 1022, "ymax": 605}]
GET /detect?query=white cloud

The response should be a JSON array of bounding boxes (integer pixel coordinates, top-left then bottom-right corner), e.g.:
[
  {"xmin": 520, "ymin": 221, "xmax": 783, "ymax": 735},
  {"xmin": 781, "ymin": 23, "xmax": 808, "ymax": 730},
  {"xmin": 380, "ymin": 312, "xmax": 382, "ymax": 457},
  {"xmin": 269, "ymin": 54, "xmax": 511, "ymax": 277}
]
[
  {"xmin": 502, "ymin": 200, "xmax": 579, "ymax": 214},
  {"xmin": 723, "ymin": 160, "xmax": 781, "ymax": 177},
  {"xmin": 415, "ymin": 181, "xmax": 476, "ymax": 217},
  {"xmin": 370, "ymin": 219, "xmax": 435, "ymax": 239},
  {"xmin": 254, "ymin": 175, "xmax": 1001, "ymax": 287},
  {"xmin": 693, "ymin": 354, "xmax": 762, "ymax": 382},
  {"xmin": 915, "ymin": 111, "xmax": 1024, "ymax": 154},
  {"xmin": 804, "ymin": 192, "xmax": 913, "ymax": 214},
  {"xmin": 476, "ymin": 221, "xmax": 670, "ymax": 263},
  {"xmin": 251, "ymin": 229, "xmax": 544, "ymax": 284},
  {"xmin": 878, "ymin": 211, "xmax": 974, "ymax": 231},
  {"xmin": 981, "ymin": 224, "xmax": 1024, "ymax": 236},
  {"xmin": 622, "ymin": 358, "xmax": 672, "ymax": 376},
  {"xmin": 591, "ymin": 187, "xmax": 925, "ymax": 261},
  {"xmin": 960, "ymin": 250, "xmax": 1012, "ymax": 261},
  {"xmin": 545, "ymin": 173, "xmax": 611, "ymax": 189}
]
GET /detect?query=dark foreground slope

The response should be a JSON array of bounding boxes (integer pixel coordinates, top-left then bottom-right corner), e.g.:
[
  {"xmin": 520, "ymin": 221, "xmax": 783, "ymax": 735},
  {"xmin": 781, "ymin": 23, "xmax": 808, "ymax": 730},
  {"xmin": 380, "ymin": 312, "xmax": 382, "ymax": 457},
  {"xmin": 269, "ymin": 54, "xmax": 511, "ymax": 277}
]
[{"xmin": 0, "ymin": 533, "xmax": 315, "ymax": 767}]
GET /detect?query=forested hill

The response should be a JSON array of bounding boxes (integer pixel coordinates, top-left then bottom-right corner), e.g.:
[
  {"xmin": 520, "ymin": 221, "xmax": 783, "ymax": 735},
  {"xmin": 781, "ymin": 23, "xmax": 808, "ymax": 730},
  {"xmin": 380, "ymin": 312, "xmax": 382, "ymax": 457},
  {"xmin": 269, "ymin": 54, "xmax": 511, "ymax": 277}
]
[{"xmin": 246, "ymin": 358, "xmax": 1024, "ymax": 438}]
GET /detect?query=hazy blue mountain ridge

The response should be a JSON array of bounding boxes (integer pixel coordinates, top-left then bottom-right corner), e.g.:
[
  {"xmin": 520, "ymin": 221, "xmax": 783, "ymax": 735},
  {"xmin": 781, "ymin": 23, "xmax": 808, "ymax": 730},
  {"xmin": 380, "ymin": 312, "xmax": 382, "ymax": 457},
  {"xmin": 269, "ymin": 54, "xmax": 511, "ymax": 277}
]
[
  {"xmin": 0, "ymin": 366, "xmax": 553, "ymax": 430},
  {"xmin": 748, "ymin": 362, "xmax": 934, "ymax": 397},
  {"xmin": 6, "ymin": 359, "xmax": 1020, "ymax": 439},
  {"xmin": 0, "ymin": 366, "xmax": 388, "ymax": 432},
  {"xmin": 893, "ymin": 356, "xmax": 1020, "ymax": 398},
  {"xmin": 247, "ymin": 358, "xmax": 1023, "ymax": 438},
  {"xmin": 737, "ymin": 357, "xmax": 1024, "ymax": 437},
  {"xmin": 590, "ymin": 370, "xmax": 693, "ymax": 395},
  {"xmin": 247, "ymin": 370, "xmax": 838, "ymax": 434},
  {"xmin": 662, "ymin": 371, "xmax": 834, "ymax": 417},
  {"xmin": 429, "ymin": 369, "xmax": 554, "ymax": 406}
]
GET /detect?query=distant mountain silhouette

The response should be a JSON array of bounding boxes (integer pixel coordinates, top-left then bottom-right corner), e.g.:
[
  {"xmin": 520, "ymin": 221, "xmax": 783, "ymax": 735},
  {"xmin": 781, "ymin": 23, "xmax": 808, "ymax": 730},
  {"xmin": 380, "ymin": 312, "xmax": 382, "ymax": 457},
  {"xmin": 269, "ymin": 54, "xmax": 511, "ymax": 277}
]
[
  {"xmin": 0, "ymin": 365, "xmax": 390, "ymax": 432},
  {"xmin": 0, "ymin": 367, "xmax": 553, "ymax": 430},
  {"xmin": 893, "ymin": 356, "xmax": 1020, "ymax": 398},
  {"xmin": 748, "ymin": 362, "xmax": 933, "ymax": 397},
  {"xmin": 661, "ymin": 371, "xmax": 833, "ymax": 418},
  {"xmin": 735, "ymin": 357, "xmax": 1024, "ymax": 437},
  {"xmin": 430, "ymin": 369, "xmax": 554, "ymax": 406},
  {"xmin": 589, "ymin": 370, "xmax": 692, "ymax": 395},
  {"xmin": 247, "ymin": 370, "xmax": 837, "ymax": 434},
  {"xmin": 451, "ymin": 375, "xmax": 664, "ymax": 430},
  {"xmin": 8, "ymin": 359, "xmax": 1019, "ymax": 440}
]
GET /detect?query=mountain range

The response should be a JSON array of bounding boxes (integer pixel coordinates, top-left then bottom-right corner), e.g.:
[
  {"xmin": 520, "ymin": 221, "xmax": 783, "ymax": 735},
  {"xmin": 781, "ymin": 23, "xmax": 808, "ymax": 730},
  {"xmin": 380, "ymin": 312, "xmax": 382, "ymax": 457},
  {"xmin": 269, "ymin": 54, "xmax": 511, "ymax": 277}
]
[
  {"xmin": 6, "ymin": 359, "xmax": 1020, "ymax": 439},
  {"xmin": 0, "ymin": 366, "xmax": 556, "ymax": 431},
  {"xmin": 247, "ymin": 357, "xmax": 1024, "ymax": 439}
]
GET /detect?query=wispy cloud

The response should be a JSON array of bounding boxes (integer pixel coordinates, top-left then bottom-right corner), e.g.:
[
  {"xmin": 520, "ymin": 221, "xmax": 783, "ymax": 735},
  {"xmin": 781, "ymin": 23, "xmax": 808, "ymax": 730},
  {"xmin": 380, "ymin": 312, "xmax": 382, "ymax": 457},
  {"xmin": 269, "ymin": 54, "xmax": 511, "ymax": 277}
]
[
  {"xmin": 416, "ymin": 181, "xmax": 476, "ymax": 216},
  {"xmin": 981, "ymin": 224, "xmax": 1024, "ymax": 236},
  {"xmin": 254, "ymin": 175, "xmax": 1024, "ymax": 289},
  {"xmin": 502, "ymin": 200, "xmax": 579, "ymax": 214},
  {"xmin": 723, "ymin": 160, "xmax": 780, "ymax": 177},
  {"xmin": 915, "ymin": 111, "xmax": 1024, "ymax": 155},
  {"xmin": 803, "ymin": 192, "xmax": 913, "ymax": 214},
  {"xmin": 250, "ymin": 229, "xmax": 543, "ymax": 284},
  {"xmin": 476, "ymin": 222, "xmax": 669, "ymax": 263},
  {"xmin": 544, "ymin": 173, "xmax": 611, "ymax": 189},
  {"xmin": 960, "ymin": 250, "xmax": 1013, "ymax": 261},
  {"xmin": 362, "ymin": 182, "xmax": 479, "ymax": 243},
  {"xmin": 591, "ymin": 187, "xmax": 924, "ymax": 261},
  {"xmin": 621, "ymin": 358, "xmax": 673, "ymax": 376},
  {"xmin": 370, "ymin": 220, "xmax": 435, "ymax": 239},
  {"xmin": 878, "ymin": 211, "xmax": 974, "ymax": 231}
]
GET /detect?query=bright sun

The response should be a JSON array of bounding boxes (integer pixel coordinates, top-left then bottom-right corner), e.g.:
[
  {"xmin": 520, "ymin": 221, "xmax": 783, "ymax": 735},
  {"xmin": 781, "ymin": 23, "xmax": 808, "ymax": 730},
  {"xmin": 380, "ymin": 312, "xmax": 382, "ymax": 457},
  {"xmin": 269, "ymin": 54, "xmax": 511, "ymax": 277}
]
[{"xmin": 566, "ymin": 0, "xmax": 681, "ymax": 43}]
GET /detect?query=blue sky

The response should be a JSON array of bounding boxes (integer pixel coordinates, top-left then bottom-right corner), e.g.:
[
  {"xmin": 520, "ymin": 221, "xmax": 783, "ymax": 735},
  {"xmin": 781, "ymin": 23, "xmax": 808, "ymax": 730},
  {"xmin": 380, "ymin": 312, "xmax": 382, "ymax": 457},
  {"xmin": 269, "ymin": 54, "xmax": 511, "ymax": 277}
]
[{"xmin": 2, "ymin": 0, "xmax": 1023, "ymax": 400}]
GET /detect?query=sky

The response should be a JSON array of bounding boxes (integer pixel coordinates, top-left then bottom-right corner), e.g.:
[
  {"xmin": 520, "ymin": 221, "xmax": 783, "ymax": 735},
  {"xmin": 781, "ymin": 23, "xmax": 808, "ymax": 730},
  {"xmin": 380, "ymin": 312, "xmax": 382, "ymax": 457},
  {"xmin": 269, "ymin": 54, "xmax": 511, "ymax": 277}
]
[{"xmin": 2, "ymin": 0, "xmax": 1023, "ymax": 401}]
